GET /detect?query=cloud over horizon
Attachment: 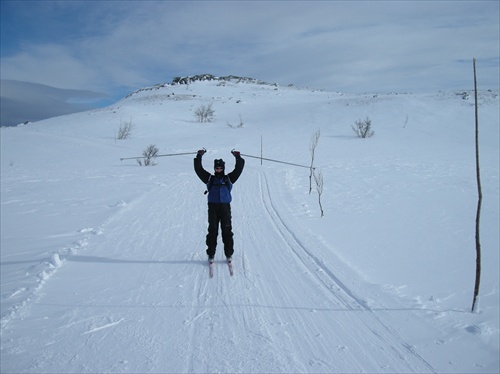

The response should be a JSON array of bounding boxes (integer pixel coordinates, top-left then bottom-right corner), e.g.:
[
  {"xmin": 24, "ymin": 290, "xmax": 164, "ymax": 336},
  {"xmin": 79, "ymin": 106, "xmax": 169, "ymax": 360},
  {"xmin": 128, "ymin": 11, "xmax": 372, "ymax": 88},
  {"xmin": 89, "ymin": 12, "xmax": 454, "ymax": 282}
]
[
  {"xmin": 1, "ymin": 1, "xmax": 498, "ymax": 125},
  {"xmin": 0, "ymin": 80, "xmax": 107, "ymax": 126}
]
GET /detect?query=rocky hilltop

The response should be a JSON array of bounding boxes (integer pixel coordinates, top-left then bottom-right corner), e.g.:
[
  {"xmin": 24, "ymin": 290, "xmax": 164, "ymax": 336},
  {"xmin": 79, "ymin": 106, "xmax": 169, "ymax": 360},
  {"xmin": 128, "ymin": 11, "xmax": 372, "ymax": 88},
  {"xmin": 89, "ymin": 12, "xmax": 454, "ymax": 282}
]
[
  {"xmin": 126, "ymin": 74, "xmax": 280, "ymax": 98},
  {"xmin": 171, "ymin": 74, "xmax": 273, "ymax": 86}
]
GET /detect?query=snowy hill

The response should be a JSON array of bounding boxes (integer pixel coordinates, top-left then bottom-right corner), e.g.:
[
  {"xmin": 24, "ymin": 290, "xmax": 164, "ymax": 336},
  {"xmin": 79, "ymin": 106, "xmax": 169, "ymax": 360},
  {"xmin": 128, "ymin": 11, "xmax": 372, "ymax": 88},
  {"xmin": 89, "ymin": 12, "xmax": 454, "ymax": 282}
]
[{"xmin": 1, "ymin": 79, "xmax": 499, "ymax": 373}]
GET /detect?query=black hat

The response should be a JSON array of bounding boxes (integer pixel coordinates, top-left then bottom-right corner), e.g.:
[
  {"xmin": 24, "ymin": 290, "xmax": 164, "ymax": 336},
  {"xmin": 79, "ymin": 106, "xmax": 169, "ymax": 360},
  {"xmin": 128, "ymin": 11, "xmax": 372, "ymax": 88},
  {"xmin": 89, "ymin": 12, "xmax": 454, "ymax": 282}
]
[{"xmin": 214, "ymin": 159, "xmax": 225, "ymax": 170}]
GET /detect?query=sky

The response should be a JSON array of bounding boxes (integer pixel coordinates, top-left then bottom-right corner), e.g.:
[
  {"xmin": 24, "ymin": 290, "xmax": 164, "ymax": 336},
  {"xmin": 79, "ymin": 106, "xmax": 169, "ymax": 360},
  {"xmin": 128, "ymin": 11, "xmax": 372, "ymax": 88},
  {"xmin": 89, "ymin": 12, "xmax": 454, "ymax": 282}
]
[{"xmin": 1, "ymin": 0, "xmax": 499, "ymax": 126}]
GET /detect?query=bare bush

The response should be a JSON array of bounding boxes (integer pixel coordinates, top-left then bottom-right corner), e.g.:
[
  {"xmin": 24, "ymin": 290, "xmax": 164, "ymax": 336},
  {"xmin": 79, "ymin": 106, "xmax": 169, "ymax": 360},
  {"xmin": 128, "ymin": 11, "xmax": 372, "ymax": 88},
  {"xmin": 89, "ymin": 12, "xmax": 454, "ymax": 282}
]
[
  {"xmin": 195, "ymin": 103, "xmax": 215, "ymax": 123},
  {"xmin": 314, "ymin": 168, "xmax": 324, "ymax": 217},
  {"xmin": 227, "ymin": 115, "xmax": 244, "ymax": 128},
  {"xmin": 117, "ymin": 119, "xmax": 134, "ymax": 140},
  {"xmin": 352, "ymin": 117, "xmax": 374, "ymax": 138},
  {"xmin": 309, "ymin": 129, "xmax": 320, "ymax": 194},
  {"xmin": 137, "ymin": 144, "xmax": 159, "ymax": 166}
]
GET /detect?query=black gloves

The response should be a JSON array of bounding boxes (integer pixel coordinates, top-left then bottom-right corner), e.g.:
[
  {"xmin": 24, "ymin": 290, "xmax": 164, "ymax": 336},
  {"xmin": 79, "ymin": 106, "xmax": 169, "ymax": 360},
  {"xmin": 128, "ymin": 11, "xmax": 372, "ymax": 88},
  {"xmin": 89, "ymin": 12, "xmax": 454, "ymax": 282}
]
[{"xmin": 197, "ymin": 148, "xmax": 241, "ymax": 158}]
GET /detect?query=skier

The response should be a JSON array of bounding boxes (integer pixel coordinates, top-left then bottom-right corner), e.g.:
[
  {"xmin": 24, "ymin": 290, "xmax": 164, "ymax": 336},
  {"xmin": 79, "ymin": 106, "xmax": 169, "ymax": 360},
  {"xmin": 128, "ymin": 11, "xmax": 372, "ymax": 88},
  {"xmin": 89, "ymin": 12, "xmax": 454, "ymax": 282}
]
[{"xmin": 194, "ymin": 149, "xmax": 245, "ymax": 263}]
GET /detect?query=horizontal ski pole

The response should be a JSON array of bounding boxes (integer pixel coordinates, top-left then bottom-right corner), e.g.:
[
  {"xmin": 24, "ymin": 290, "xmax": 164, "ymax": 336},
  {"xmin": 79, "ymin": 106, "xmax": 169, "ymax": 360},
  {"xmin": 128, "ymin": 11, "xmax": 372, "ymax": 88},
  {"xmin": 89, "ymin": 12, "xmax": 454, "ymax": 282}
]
[
  {"xmin": 240, "ymin": 153, "xmax": 314, "ymax": 169},
  {"xmin": 120, "ymin": 151, "xmax": 197, "ymax": 161}
]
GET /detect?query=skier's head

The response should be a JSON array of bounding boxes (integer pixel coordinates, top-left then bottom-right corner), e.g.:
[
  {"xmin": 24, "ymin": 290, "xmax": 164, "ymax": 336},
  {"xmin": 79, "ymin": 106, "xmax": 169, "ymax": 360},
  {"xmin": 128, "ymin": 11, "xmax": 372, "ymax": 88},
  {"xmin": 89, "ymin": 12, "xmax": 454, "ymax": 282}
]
[{"xmin": 214, "ymin": 159, "xmax": 225, "ymax": 174}]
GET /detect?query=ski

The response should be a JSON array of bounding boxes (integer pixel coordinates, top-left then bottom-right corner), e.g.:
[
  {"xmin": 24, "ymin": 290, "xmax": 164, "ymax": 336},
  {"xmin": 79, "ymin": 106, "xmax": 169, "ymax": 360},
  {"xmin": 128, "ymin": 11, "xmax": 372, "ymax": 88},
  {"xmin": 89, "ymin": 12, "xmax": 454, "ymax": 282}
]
[
  {"xmin": 208, "ymin": 259, "xmax": 233, "ymax": 277},
  {"xmin": 209, "ymin": 260, "xmax": 214, "ymax": 278}
]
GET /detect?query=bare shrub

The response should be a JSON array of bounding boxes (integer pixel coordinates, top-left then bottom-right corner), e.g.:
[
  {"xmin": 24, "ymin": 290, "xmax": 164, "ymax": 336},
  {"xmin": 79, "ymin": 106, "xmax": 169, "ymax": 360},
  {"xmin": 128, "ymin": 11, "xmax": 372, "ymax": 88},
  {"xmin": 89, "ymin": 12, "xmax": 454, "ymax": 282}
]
[
  {"xmin": 314, "ymin": 168, "xmax": 324, "ymax": 217},
  {"xmin": 309, "ymin": 129, "xmax": 320, "ymax": 194},
  {"xmin": 195, "ymin": 103, "xmax": 215, "ymax": 123},
  {"xmin": 137, "ymin": 144, "xmax": 159, "ymax": 166},
  {"xmin": 352, "ymin": 117, "xmax": 374, "ymax": 138},
  {"xmin": 117, "ymin": 119, "xmax": 134, "ymax": 140},
  {"xmin": 227, "ymin": 115, "xmax": 244, "ymax": 128}
]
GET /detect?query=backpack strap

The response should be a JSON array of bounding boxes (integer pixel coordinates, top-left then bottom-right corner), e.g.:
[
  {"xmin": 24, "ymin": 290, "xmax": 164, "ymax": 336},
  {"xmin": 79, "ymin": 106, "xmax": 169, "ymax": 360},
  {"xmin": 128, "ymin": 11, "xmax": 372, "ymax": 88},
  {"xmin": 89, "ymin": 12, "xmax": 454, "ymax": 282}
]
[
  {"xmin": 203, "ymin": 175, "xmax": 213, "ymax": 195},
  {"xmin": 224, "ymin": 175, "xmax": 232, "ymax": 190}
]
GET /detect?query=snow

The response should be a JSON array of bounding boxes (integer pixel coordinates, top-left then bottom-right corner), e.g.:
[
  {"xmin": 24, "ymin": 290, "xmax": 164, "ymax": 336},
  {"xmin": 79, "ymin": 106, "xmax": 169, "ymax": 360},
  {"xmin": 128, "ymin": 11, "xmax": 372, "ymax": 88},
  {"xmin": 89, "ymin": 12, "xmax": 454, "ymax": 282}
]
[{"xmin": 1, "ymin": 80, "xmax": 499, "ymax": 373}]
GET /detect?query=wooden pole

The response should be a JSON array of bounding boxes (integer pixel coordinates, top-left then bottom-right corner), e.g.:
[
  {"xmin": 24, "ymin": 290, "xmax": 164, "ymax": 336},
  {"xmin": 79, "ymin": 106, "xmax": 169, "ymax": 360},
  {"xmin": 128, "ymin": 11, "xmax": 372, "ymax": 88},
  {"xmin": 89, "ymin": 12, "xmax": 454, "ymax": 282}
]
[{"xmin": 471, "ymin": 57, "xmax": 482, "ymax": 312}]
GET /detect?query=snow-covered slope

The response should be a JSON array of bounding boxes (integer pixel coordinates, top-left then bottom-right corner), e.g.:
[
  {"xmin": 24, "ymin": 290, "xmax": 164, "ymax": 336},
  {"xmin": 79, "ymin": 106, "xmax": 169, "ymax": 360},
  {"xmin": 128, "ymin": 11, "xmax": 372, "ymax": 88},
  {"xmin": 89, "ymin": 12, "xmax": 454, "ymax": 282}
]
[{"xmin": 1, "ymin": 79, "xmax": 499, "ymax": 373}]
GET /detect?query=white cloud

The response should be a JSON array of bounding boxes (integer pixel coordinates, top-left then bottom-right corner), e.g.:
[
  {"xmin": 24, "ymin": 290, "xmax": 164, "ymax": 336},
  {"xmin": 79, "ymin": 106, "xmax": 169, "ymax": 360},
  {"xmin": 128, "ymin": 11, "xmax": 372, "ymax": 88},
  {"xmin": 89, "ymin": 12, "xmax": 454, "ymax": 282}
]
[
  {"xmin": 0, "ymin": 80, "xmax": 106, "ymax": 126},
  {"xmin": 1, "ymin": 1, "xmax": 498, "ymax": 100}
]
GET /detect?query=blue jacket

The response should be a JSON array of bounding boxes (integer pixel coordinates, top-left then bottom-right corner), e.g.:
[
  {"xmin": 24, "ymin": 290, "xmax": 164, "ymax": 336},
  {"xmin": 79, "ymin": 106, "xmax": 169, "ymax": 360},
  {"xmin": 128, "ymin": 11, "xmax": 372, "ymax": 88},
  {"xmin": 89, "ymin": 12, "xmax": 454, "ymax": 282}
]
[
  {"xmin": 194, "ymin": 155, "xmax": 245, "ymax": 204},
  {"xmin": 207, "ymin": 175, "xmax": 233, "ymax": 203}
]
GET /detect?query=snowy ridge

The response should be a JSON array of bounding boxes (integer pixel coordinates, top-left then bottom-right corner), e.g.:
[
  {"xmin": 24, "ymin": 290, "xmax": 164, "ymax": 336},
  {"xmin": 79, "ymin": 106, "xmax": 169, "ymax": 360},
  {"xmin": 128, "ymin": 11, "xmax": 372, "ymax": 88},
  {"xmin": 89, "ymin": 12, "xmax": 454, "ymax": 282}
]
[
  {"xmin": 125, "ymin": 74, "xmax": 278, "ymax": 99},
  {"xmin": 1, "ymin": 80, "xmax": 499, "ymax": 372}
]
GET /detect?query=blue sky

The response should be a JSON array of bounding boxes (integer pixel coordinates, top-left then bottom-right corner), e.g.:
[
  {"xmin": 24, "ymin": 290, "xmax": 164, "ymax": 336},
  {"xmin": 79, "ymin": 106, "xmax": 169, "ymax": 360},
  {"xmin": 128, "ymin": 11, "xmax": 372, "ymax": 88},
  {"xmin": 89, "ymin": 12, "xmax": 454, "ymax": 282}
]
[{"xmin": 1, "ymin": 0, "xmax": 499, "ymax": 125}]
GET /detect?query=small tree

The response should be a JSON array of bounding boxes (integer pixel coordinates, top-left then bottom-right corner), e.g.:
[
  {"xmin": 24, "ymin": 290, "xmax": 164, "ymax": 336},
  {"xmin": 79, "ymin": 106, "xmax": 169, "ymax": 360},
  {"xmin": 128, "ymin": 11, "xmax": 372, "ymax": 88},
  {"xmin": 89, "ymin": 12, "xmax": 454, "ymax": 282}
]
[
  {"xmin": 314, "ymin": 168, "xmax": 324, "ymax": 217},
  {"xmin": 227, "ymin": 115, "xmax": 244, "ymax": 128},
  {"xmin": 137, "ymin": 144, "xmax": 159, "ymax": 166},
  {"xmin": 352, "ymin": 117, "xmax": 374, "ymax": 138},
  {"xmin": 195, "ymin": 103, "xmax": 215, "ymax": 123},
  {"xmin": 117, "ymin": 119, "xmax": 133, "ymax": 140},
  {"xmin": 309, "ymin": 129, "xmax": 320, "ymax": 194}
]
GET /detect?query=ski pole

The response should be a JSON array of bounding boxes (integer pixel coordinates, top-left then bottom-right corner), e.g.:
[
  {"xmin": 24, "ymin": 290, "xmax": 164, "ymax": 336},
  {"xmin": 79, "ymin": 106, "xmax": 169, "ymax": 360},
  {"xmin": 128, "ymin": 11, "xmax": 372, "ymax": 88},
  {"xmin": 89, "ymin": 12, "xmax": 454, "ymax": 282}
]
[
  {"xmin": 240, "ymin": 153, "xmax": 314, "ymax": 170},
  {"xmin": 120, "ymin": 151, "xmax": 197, "ymax": 161}
]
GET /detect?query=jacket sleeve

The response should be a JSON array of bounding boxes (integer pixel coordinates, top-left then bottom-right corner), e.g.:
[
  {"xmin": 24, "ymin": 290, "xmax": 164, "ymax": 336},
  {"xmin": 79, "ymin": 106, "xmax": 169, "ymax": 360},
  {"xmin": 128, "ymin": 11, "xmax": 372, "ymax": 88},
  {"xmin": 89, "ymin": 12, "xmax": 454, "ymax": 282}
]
[
  {"xmin": 194, "ymin": 155, "xmax": 211, "ymax": 184},
  {"xmin": 227, "ymin": 156, "xmax": 245, "ymax": 184}
]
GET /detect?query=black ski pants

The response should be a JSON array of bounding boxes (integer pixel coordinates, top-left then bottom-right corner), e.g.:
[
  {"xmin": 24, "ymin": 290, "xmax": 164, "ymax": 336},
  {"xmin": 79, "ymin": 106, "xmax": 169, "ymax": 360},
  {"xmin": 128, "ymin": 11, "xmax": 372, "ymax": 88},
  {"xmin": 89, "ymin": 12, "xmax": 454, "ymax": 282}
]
[{"xmin": 206, "ymin": 203, "xmax": 234, "ymax": 258}]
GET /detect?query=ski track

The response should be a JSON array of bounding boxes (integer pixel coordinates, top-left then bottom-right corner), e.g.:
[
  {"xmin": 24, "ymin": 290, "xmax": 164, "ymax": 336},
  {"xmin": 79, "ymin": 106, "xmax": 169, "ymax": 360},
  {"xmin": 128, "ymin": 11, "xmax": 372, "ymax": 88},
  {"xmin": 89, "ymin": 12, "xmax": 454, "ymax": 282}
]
[
  {"xmin": 250, "ymin": 168, "xmax": 439, "ymax": 373},
  {"xmin": 1, "ymin": 166, "xmax": 464, "ymax": 373}
]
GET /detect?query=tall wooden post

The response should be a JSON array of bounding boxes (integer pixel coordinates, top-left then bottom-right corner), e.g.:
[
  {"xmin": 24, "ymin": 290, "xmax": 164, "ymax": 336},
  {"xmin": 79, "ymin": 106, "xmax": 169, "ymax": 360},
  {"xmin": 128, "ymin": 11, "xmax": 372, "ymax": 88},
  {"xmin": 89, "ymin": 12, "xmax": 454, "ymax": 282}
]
[{"xmin": 471, "ymin": 58, "xmax": 482, "ymax": 313}]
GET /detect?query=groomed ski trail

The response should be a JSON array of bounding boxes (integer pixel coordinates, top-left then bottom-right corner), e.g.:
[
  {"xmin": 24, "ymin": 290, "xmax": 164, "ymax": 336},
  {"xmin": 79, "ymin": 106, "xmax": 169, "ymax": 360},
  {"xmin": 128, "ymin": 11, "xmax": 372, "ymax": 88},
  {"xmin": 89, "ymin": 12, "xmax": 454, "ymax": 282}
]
[{"xmin": 1, "ymin": 166, "xmax": 460, "ymax": 373}]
